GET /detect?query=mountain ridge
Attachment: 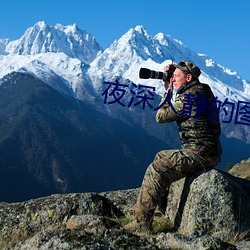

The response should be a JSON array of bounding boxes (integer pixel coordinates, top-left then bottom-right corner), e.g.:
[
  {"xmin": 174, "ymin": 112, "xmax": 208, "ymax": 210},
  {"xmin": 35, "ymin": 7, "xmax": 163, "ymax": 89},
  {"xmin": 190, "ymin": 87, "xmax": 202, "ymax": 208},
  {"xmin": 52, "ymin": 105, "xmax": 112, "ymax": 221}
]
[
  {"xmin": 1, "ymin": 22, "xmax": 249, "ymax": 101},
  {"xmin": 0, "ymin": 22, "xmax": 249, "ymax": 201}
]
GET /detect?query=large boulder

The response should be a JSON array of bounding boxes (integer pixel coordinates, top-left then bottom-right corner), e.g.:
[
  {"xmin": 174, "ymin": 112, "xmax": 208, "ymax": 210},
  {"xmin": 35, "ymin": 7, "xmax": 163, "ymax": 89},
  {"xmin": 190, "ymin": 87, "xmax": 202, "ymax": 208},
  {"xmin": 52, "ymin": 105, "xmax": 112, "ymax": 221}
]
[
  {"xmin": 0, "ymin": 193, "xmax": 124, "ymax": 248},
  {"xmin": 165, "ymin": 169, "xmax": 250, "ymax": 241}
]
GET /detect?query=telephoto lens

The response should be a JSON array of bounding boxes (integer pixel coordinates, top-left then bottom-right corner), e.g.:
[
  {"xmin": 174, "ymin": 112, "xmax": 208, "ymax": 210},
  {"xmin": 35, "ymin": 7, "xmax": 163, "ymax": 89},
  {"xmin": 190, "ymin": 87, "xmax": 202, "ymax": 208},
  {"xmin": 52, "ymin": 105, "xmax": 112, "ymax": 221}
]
[
  {"xmin": 139, "ymin": 65, "xmax": 176, "ymax": 82},
  {"xmin": 139, "ymin": 68, "xmax": 167, "ymax": 80}
]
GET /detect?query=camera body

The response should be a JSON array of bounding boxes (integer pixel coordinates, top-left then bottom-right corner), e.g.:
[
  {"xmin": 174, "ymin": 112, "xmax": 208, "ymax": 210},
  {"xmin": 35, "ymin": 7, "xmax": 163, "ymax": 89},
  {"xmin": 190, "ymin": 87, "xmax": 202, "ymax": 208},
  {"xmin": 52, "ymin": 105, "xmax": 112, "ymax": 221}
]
[{"xmin": 139, "ymin": 65, "xmax": 176, "ymax": 82}]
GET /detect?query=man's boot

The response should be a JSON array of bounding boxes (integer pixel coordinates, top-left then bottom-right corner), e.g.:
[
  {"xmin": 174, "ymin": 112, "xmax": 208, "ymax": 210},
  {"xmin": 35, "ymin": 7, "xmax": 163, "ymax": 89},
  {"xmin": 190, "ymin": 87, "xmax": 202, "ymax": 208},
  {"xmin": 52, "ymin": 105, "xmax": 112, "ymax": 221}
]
[
  {"xmin": 124, "ymin": 205, "xmax": 154, "ymax": 234},
  {"xmin": 123, "ymin": 217, "xmax": 153, "ymax": 234}
]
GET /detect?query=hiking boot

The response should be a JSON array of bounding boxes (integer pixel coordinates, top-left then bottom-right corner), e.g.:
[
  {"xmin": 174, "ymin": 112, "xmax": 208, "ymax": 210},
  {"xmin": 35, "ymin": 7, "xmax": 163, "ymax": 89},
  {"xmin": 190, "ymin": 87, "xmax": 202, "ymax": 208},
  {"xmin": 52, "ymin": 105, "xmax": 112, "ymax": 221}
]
[
  {"xmin": 154, "ymin": 205, "xmax": 166, "ymax": 217},
  {"xmin": 124, "ymin": 219, "xmax": 152, "ymax": 234}
]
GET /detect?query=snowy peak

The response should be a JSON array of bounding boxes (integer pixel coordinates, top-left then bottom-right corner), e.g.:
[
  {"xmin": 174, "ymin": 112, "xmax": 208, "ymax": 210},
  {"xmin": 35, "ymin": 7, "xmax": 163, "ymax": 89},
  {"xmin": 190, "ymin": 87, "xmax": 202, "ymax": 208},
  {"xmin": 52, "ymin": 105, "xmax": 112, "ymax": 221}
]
[
  {"xmin": 89, "ymin": 26, "xmax": 194, "ymax": 83},
  {"xmin": 89, "ymin": 25, "xmax": 250, "ymax": 102},
  {"xmin": 119, "ymin": 25, "xmax": 164, "ymax": 61},
  {"xmin": 6, "ymin": 21, "xmax": 51, "ymax": 55},
  {"xmin": 89, "ymin": 25, "xmax": 166, "ymax": 79},
  {"xmin": 90, "ymin": 25, "xmax": 194, "ymax": 77},
  {"xmin": 5, "ymin": 21, "xmax": 102, "ymax": 64}
]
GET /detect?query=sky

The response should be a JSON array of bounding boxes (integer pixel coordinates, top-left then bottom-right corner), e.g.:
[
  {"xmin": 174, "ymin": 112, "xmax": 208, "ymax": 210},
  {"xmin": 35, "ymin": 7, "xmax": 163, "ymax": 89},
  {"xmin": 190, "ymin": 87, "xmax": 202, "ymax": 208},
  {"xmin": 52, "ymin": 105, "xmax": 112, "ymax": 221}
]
[{"xmin": 0, "ymin": 0, "xmax": 250, "ymax": 81}]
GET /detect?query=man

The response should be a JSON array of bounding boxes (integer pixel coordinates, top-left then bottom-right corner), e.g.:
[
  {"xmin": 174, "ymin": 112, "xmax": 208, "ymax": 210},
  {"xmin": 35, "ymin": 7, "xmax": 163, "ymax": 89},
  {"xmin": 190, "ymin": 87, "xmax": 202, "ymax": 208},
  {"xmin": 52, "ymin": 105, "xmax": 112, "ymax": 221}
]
[{"xmin": 124, "ymin": 61, "xmax": 222, "ymax": 233}]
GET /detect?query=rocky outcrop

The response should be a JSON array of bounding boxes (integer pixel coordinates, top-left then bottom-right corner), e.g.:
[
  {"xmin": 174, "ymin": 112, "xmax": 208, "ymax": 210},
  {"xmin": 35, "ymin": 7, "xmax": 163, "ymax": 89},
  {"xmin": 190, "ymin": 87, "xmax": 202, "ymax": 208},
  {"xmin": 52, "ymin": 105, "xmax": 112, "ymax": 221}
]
[
  {"xmin": 229, "ymin": 158, "xmax": 250, "ymax": 180},
  {"xmin": 165, "ymin": 169, "xmax": 250, "ymax": 240},
  {"xmin": 1, "ymin": 169, "xmax": 250, "ymax": 249}
]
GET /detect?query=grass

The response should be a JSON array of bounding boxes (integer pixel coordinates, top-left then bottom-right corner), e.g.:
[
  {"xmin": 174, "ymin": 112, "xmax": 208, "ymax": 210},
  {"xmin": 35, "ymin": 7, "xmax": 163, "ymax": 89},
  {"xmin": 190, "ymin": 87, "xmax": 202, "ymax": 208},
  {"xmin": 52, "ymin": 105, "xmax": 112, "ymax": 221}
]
[
  {"xmin": 225, "ymin": 230, "xmax": 250, "ymax": 245},
  {"xmin": 152, "ymin": 216, "xmax": 174, "ymax": 234},
  {"xmin": 113, "ymin": 214, "xmax": 174, "ymax": 235}
]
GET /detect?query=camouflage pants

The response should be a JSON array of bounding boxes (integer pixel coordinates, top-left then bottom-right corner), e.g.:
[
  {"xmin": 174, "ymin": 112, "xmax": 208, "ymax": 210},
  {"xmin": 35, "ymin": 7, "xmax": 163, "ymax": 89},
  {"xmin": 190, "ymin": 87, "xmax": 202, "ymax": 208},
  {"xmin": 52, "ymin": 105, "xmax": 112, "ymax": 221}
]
[{"xmin": 134, "ymin": 149, "xmax": 220, "ymax": 222}]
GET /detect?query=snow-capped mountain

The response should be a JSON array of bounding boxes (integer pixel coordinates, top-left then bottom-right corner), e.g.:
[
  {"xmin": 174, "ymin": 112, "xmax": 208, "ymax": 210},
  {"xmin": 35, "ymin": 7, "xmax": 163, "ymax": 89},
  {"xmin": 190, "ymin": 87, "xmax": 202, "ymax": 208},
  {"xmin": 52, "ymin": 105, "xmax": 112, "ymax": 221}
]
[
  {"xmin": 0, "ymin": 22, "xmax": 250, "ymax": 201},
  {"xmin": 0, "ymin": 22, "xmax": 103, "ymax": 102},
  {"xmin": 89, "ymin": 25, "xmax": 250, "ymax": 103},
  {"xmin": 1, "ymin": 22, "xmax": 249, "ymax": 104},
  {"xmin": 0, "ymin": 22, "xmax": 250, "ymax": 140},
  {"xmin": 4, "ymin": 21, "xmax": 102, "ymax": 64}
]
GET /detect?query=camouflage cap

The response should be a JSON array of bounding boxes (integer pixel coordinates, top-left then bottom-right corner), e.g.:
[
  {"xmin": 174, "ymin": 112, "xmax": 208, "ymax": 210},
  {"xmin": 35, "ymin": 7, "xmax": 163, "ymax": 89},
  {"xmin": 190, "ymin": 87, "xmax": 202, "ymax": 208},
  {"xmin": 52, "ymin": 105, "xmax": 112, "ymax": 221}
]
[{"xmin": 176, "ymin": 61, "xmax": 201, "ymax": 79}]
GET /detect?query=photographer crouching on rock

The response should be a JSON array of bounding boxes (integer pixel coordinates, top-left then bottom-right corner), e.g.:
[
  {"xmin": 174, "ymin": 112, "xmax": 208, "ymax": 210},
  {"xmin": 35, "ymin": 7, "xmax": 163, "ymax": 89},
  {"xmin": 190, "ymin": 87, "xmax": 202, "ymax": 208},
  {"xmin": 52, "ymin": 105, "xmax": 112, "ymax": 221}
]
[{"xmin": 124, "ymin": 61, "xmax": 222, "ymax": 233}]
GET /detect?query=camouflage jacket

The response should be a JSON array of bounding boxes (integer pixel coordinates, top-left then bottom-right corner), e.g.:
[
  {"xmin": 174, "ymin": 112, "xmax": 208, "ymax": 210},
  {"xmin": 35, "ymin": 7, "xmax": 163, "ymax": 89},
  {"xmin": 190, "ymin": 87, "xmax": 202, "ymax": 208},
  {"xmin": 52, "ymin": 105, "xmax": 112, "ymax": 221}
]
[{"xmin": 156, "ymin": 80, "xmax": 222, "ymax": 157}]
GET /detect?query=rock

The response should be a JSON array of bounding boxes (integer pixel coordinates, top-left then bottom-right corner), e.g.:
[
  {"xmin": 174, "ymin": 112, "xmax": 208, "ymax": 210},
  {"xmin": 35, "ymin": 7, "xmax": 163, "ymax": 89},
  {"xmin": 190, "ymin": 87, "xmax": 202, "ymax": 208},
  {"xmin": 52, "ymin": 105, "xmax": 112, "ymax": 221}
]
[
  {"xmin": 229, "ymin": 158, "xmax": 250, "ymax": 180},
  {"xmin": 1, "ymin": 168, "xmax": 250, "ymax": 249},
  {"xmin": 65, "ymin": 214, "xmax": 120, "ymax": 230},
  {"xmin": 0, "ymin": 193, "xmax": 124, "ymax": 248},
  {"xmin": 4, "ymin": 228, "xmax": 161, "ymax": 250},
  {"xmin": 156, "ymin": 232, "xmax": 228, "ymax": 250},
  {"xmin": 235, "ymin": 240, "xmax": 250, "ymax": 250},
  {"xmin": 100, "ymin": 188, "xmax": 140, "ymax": 215},
  {"xmin": 165, "ymin": 169, "xmax": 250, "ymax": 241}
]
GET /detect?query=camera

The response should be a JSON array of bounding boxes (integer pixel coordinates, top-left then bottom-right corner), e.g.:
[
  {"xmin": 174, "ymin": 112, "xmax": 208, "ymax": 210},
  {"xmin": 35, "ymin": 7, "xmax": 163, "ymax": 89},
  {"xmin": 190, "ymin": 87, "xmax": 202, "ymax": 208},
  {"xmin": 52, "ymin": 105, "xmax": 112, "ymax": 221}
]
[{"xmin": 139, "ymin": 65, "xmax": 176, "ymax": 82}]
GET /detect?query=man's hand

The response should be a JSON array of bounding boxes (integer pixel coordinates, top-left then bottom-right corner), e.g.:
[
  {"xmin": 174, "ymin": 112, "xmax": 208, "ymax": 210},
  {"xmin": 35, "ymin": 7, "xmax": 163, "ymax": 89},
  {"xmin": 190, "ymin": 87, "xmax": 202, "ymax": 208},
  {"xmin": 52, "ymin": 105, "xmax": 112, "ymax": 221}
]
[{"xmin": 163, "ymin": 65, "xmax": 174, "ymax": 92}]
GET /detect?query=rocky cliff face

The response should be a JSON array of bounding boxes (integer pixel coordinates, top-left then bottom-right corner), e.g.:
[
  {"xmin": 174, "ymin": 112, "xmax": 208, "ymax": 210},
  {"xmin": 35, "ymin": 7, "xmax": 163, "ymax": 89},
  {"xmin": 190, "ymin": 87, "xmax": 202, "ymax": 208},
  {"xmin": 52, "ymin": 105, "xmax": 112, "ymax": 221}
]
[{"xmin": 1, "ymin": 168, "xmax": 250, "ymax": 250}]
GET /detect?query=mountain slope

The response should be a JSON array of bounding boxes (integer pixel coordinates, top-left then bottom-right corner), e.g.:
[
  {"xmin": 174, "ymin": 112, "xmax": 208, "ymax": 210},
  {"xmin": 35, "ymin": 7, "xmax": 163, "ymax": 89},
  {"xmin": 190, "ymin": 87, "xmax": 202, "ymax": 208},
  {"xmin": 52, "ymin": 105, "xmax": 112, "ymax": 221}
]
[
  {"xmin": 0, "ymin": 72, "xmax": 169, "ymax": 202},
  {"xmin": 0, "ymin": 52, "xmax": 100, "ymax": 103}
]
